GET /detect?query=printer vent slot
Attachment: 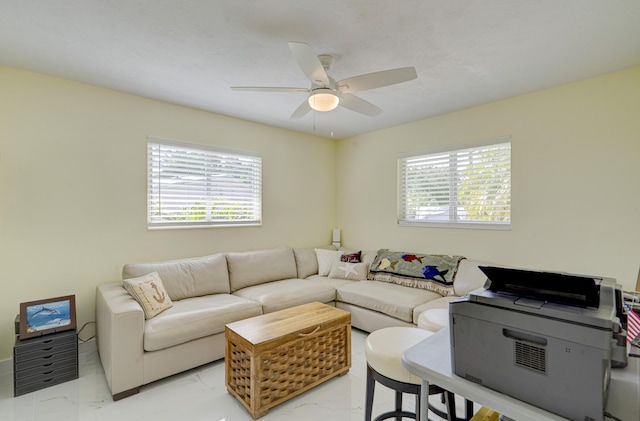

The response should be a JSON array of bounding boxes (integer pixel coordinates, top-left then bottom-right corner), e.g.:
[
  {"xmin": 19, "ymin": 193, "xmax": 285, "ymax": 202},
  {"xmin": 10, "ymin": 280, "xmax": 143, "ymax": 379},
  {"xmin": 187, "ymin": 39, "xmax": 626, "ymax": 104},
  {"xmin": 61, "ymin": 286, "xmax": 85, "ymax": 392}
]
[
  {"xmin": 514, "ymin": 341, "xmax": 547, "ymax": 374},
  {"xmin": 464, "ymin": 373, "xmax": 483, "ymax": 385}
]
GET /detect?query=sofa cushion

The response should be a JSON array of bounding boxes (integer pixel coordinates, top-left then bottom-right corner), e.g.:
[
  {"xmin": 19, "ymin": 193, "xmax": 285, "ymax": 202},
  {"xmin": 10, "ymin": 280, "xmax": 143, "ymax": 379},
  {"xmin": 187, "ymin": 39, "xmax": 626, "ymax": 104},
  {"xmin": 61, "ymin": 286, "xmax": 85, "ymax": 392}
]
[
  {"xmin": 337, "ymin": 281, "xmax": 441, "ymax": 323},
  {"xmin": 123, "ymin": 272, "xmax": 173, "ymax": 319},
  {"xmin": 294, "ymin": 244, "xmax": 338, "ymax": 278},
  {"xmin": 329, "ymin": 261, "xmax": 369, "ymax": 281},
  {"xmin": 123, "ymin": 253, "xmax": 230, "ymax": 301},
  {"xmin": 293, "ymin": 248, "xmax": 319, "ymax": 278},
  {"xmin": 315, "ymin": 248, "xmax": 344, "ymax": 276},
  {"xmin": 232, "ymin": 278, "xmax": 337, "ymax": 313},
  {"xmin": 305, "ymin": 274, "xmax": 357, "ymax": 289},
  {"xmin": 227, "ymin": 247, "xmax": 298, "ymax": 292},
  {"xmin": 143, "ymin": 294, "xmax": 262, "ymax": 352}
]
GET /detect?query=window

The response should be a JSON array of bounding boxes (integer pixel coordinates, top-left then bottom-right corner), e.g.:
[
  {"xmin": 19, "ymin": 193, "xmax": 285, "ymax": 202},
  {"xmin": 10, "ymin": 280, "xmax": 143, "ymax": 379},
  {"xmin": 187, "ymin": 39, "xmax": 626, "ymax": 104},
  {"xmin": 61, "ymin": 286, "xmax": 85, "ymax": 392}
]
[
  {"xmin": 398, "ymin": 136, "xmax": 511, "ymax": 229},
  {"xmin": 147, "ymin": 138, "xmax": 262, "ymax": 229}
]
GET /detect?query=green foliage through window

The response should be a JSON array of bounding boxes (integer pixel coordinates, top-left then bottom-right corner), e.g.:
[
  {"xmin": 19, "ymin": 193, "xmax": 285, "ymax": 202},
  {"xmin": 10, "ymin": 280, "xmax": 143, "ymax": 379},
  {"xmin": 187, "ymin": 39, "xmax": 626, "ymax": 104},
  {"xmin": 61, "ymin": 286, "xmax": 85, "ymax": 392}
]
[{"xmin": 398, "ymin": 137, "xmax": 510, "ymax": 228}]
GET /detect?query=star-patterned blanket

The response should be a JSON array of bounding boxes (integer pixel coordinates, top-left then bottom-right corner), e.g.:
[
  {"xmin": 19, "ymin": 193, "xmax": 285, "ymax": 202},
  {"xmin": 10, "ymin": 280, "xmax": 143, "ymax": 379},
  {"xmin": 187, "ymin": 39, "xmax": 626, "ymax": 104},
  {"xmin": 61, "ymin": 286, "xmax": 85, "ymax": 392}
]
[{"xmin": 367, "ymin": 249, "xmax": 465, "ymax": 296}]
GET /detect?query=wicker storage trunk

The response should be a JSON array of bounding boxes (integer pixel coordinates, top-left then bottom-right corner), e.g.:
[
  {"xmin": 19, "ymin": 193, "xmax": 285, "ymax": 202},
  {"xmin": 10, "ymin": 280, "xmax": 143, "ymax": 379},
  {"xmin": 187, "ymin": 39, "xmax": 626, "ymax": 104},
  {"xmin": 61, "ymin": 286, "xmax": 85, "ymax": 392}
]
[{"xmin": 225, "ymin": 302, "xmax": 351, "ymax": 419}]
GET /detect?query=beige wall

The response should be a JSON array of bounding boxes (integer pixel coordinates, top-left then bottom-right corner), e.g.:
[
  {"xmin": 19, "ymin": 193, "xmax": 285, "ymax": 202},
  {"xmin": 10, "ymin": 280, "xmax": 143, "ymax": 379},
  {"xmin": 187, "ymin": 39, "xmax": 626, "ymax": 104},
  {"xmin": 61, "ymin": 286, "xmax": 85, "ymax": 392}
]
[
  {"xmin": 0, "ymin": 67, "xmax": 337, "ymax": 361},
  {"xmin": 2, "ymin": 65, "xmax": 639, "ymax": 362},
  {"xmin": 336, "ymin": 66, "xmax": 640, "ymax": 292}
]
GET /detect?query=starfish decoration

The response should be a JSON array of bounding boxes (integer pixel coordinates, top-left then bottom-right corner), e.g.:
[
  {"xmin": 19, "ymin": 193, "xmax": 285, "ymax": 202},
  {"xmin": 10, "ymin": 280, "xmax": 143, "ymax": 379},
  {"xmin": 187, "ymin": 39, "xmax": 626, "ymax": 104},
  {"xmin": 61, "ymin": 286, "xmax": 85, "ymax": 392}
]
[{"xmin": 339, "ymin": 263, "xmax": 359, "ymax": 277}]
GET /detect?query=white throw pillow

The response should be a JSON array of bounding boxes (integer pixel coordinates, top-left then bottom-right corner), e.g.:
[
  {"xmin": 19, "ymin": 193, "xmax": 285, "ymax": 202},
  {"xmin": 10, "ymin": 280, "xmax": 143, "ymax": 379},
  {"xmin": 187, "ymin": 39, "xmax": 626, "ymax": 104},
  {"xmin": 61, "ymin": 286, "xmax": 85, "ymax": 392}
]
[
  {"xmin": 315, "ymin": 248, "xmax": 344, "ymax": 276},
  {"xmin": 329, "ymin": 261, "xmax": 370, "ymax": 281}
]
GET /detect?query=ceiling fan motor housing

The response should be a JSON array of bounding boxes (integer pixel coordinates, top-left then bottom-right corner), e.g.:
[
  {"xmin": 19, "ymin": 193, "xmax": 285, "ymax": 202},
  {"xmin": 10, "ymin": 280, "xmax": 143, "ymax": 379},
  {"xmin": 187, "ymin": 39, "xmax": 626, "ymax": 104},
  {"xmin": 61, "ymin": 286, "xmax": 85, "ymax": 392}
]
[{"xmin": 308, "ymin": 88, "xmax": 339, "ymax": 112}]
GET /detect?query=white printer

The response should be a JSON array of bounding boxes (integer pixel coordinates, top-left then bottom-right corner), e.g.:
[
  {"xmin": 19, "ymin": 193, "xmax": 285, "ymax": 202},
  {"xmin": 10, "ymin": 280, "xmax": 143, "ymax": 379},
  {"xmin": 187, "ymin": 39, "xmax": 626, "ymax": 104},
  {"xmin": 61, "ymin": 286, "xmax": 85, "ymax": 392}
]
[{"xmin": 449, "ymin": 266, "xmax": 627, "ymax": 421}]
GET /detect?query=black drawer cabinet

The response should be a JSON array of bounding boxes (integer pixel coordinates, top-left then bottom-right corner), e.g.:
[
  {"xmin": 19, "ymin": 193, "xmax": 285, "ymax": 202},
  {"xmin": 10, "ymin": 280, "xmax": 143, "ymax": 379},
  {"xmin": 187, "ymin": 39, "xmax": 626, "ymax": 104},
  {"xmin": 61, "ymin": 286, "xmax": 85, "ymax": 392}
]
[{"xmin": 13, "ymin": 329, "xmax": 78, "ymax": 396}]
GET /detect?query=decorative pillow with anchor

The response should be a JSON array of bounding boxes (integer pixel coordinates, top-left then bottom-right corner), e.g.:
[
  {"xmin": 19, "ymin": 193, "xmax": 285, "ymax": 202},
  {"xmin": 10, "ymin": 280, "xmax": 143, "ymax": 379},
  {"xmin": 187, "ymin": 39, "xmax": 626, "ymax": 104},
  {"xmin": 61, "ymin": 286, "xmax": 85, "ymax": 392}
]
[{"xmin": 123, "ymin": 271, "xmax": 173, "ymax": 319}]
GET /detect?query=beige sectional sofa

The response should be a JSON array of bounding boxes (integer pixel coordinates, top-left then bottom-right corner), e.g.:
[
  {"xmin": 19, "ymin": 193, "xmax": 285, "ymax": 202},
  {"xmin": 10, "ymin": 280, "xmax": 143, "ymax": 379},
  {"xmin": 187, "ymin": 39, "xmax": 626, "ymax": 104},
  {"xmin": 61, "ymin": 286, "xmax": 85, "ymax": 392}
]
[{"xmin": 95, "ymin": 246, "xmax": 487, "ymax": 400}]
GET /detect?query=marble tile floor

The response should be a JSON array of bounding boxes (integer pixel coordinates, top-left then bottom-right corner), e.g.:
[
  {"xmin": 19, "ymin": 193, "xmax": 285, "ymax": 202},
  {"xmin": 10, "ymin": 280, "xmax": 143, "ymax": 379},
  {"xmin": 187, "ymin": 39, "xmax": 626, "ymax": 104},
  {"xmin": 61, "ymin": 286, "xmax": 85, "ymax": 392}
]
[{"xmin": 0, "ymin": 328, "xmax": 474, "ymax": 421}]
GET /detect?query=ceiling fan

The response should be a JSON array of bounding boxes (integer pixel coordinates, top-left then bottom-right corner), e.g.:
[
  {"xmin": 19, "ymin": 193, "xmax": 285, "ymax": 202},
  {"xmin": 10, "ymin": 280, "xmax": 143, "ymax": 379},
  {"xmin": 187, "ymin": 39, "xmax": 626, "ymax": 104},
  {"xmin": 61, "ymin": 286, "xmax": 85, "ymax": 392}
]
[{"xmin": 231, "ymin": 42, "xmax": 417, "ymax": 119}]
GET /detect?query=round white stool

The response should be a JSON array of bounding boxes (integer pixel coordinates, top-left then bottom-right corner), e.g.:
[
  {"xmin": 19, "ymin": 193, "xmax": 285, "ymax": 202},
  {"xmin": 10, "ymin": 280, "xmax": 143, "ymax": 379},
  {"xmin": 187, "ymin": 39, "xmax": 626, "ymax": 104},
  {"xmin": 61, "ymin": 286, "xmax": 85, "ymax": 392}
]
[
  {"xmin": 417, "ymin": 308, "xmax": 449, "ymax": 332},
  {"xmin": 364, "ymin": 327, "xmax": 459, "ymax": 421}
]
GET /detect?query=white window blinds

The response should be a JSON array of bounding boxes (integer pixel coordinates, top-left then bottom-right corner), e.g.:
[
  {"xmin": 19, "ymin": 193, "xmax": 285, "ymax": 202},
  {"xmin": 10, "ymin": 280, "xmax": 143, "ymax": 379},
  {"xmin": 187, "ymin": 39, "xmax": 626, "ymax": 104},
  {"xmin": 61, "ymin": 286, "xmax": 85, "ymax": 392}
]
[
  {"xmin": 398, "ymin": 137, "xmax": 511, "ymax": 229},
  {"xmin": 147, "ymin": 138, "xmax": 262, "ymax": 229}
]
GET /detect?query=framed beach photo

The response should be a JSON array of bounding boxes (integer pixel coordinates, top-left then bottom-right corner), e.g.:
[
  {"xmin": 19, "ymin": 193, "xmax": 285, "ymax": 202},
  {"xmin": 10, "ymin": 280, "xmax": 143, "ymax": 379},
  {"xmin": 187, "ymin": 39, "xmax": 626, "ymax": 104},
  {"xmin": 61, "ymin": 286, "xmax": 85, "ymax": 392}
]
[{"xmin": 19, "ymin": 295, "xmax": 76, "ymax": 340}]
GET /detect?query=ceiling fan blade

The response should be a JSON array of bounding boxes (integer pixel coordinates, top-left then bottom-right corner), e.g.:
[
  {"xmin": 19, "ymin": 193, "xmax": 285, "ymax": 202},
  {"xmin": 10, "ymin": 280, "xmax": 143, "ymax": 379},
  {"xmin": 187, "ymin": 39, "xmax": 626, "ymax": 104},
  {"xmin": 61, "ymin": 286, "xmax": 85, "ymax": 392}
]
[
  {"xmin": 339, "ymin": 94, "xmax": 383, "ymax": 117},
  {"xmin": 337, "ymin": 67, "xmax": 417, "ymax": 93},
  {"xmin": 288, "ymin": 41, "xmax": 330, "ymax": 87},
  {"xmin": 290, "ymin": 99, "xmax": 312, "ymax": 119},
  {"xmin": 231, "ymin": 86, "xmax": 309, "ymax": 93}
]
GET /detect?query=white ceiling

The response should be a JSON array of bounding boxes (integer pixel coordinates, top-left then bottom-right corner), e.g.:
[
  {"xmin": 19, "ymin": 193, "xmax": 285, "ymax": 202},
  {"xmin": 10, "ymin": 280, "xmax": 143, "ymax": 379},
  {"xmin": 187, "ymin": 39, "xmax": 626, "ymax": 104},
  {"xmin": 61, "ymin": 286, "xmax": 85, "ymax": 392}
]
[{"xmin": 2, "ymin": 1, "xmax": 640, "ymax": 140}]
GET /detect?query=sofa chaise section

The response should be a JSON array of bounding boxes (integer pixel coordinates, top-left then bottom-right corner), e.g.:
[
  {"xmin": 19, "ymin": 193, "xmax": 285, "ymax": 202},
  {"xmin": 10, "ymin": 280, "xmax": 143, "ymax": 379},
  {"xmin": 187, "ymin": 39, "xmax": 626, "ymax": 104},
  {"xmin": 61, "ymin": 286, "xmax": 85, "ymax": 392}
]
[
  {"xmin": 337, "ymin": 281, "xmax": 442, "ymax": 324},
  {"xmin": 335, "ymin": 258, "xmax": 488, "ymax": 333}
]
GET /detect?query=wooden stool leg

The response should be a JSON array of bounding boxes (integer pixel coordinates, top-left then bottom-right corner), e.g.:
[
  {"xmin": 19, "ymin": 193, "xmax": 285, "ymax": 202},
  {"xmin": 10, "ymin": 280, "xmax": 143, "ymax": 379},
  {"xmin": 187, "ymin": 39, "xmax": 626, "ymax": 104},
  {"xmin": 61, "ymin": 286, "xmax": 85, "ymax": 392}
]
[{"xmin": 365, "ymin": 365, "xmax": 375, "ymax": 421}]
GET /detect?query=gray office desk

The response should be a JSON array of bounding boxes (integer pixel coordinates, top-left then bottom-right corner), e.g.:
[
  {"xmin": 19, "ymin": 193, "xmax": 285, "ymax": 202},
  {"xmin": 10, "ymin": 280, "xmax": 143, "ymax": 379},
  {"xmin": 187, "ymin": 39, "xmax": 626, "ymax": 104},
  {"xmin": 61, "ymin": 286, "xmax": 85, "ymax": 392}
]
[{"xmin": 402, "ymin": 327, "xmax": 640, "ymax": 421}]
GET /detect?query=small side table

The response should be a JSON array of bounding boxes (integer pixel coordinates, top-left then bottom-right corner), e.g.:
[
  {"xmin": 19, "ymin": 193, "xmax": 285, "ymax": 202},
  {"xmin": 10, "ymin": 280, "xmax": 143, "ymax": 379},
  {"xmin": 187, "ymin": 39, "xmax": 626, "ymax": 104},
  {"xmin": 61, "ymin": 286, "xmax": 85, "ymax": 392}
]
[{"xmin": 13, "ymin": 329, "xmax": 78, "ymax": 396}]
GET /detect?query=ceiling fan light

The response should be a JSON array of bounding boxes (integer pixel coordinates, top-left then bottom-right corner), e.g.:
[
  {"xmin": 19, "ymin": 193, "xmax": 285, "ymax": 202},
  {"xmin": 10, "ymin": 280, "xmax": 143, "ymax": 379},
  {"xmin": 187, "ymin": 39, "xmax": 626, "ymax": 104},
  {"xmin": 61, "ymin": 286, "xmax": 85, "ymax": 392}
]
[{"xmin": 308, "ymin": 89, "xmax": 339, "ymax": 112}]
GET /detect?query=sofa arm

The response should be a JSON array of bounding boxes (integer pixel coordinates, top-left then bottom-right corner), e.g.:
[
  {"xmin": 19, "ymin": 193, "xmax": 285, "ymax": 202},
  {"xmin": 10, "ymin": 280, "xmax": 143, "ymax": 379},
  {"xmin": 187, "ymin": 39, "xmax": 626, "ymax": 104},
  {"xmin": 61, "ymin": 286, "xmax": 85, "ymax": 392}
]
[{"xmin": 96, "ymin": 282, "xmax": 145, "ymax": 399}]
